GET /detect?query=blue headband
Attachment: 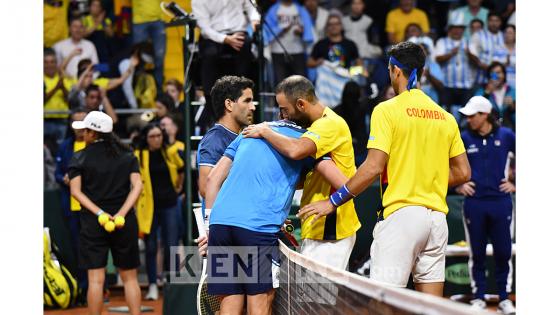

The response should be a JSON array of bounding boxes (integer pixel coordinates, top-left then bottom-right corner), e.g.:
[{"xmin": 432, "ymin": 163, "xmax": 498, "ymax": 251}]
[{"xmin": 389, "ymin": 56, "xmax": 418, "ymax": 91}]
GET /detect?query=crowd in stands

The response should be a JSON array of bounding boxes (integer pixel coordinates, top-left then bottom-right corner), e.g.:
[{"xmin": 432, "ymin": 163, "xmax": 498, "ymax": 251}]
[{"xmin": 44, "ymin": 0, "xmax": 516, "ymax": 184}]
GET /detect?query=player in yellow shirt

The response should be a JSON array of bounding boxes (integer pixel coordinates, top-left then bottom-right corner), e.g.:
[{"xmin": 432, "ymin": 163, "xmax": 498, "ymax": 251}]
[
  {"xmin": 298, "ymin": 42, "xmax": 471, "ymax": 297},
  {"xmin": 243, "ymin": 75, "xmax": 361, "ymax": 273}
]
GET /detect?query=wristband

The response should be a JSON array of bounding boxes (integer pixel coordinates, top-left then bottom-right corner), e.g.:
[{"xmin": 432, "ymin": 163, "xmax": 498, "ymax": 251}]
[
  {"xmin": 96, "ymin": 210, "xmax": 105, "ymax": 216},
  {"xmin": 329, "ymin": 184, "xmax": 355, "ymax": 207}
]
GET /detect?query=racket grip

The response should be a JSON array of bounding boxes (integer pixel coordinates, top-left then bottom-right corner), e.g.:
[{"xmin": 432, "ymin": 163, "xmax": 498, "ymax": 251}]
[{"xmin": 193, "ymin": 208, "xmax": 206, "ymax": 238}]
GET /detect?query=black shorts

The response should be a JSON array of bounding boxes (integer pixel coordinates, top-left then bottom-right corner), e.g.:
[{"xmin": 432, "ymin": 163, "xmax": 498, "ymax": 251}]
[
  {"xmin": 79, "ymin": 210, "xmax": 140, "ymax": 270},
  {"xmin": 207, "ymin": 224, "xmax": 280, "ymax": 296}
]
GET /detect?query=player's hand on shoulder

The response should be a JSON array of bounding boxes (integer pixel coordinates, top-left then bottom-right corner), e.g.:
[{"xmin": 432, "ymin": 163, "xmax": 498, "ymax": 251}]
[
  {"xmin": 297, "ymin": 199, "xmax": 336, "ymax": 224},
  {"xmin": 195, "ymin": 235, "xmax": 208, "ymax": 256},
  {"xmin": 242, "ymin": 122, "xmax": 270, "ymax": 139},
  {"xmin": 455, "ymin": 181, "xmax": 476, "ymax": 196}
]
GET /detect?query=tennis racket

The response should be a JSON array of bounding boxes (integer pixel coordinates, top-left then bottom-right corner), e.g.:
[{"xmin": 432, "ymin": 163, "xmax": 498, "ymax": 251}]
[
  {"xmin": 193, "ymin": 208, "xmax": 220, "ymax": 315},
  {"xmin": 281, "ymin": 223, "xmax": 299, "ymax": 247}
]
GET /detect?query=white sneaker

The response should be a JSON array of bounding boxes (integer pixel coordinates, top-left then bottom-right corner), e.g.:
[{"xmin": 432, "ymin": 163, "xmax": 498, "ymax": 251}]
[
  {"xmin": 498, "ymin": 299, "xmax": 516, "ymax": 315},
  {"xmin": 144, "ymin": 283, "xmax": 159, "ymax": 300},
  {"xmin": 470, "ymin": 298, "xmax": 487, "ymax": 310}
]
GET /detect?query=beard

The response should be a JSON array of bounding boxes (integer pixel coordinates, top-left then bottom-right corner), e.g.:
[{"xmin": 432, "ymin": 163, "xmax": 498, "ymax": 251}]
[{"xmin": 290, "ymin": 111, "xmax": 312, "ymax": 128}]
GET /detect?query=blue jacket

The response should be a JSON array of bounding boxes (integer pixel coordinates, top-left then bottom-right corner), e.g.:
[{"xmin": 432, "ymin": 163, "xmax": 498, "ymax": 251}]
[
  {"xmin": 55, "ymin": 137, "xmax": 75, "ymax": 216},
  {"xmin": 461, "ymin": 126, "xmax": 515, "ymax": 199},
  {"xmin": 263, "ymin": 2, "xmax": 314, "ymax": 46}
]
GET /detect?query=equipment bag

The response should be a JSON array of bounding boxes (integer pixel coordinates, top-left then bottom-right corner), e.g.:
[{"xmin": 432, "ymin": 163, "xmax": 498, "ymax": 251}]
[{"xmin": 43, "ymin": 227, "xmax": 77, "ymax": 309}]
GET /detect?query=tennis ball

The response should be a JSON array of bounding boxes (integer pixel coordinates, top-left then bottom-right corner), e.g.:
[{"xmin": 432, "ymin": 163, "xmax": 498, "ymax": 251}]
[
  {"xmin": 104, "ymin": 221, "xmax": 115, "ymax": 233},
  {"xmin": 114, "ymin": 216, "xmax": 125, "ymax": 229},
  {"xmin": 98, "ymin": 213, "xmax": 110, "ymax": 226}
]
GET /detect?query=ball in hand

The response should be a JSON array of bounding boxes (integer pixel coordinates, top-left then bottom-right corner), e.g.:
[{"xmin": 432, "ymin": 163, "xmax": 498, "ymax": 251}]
[
  {"xmin": 114, "ymin": 216, "xmax": 125, "ymax": 229},
  {"xmin": 98, "ymin": 213, "xmax": 110, "ymax": 226},
  {"xmin": 104, "ymin": 221, "xmax": 115, "ymax": 233}
]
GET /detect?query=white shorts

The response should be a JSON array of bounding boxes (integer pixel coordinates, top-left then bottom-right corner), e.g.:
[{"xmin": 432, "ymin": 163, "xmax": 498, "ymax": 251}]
[
  {"xmin": 370, "ymin": 206, "xmax": 448, "ymax": 287},
  {"xmin": 300, "ymin": 234, "xmax": 356, "ymax": 270},
  {"xmin": 297, "ymin": 234, "xmax": 356, "ymax": 305}
]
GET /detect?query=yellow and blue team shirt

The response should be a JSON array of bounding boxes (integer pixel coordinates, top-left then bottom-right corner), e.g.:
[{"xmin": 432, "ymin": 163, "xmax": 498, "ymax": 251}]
[
  {"xmin": 300, "ymin": 107, "xmax": 361, "ymax": 240},
  {"xmin": 367, "ymin": 89, "xmax": 465, "ymax": 219}
]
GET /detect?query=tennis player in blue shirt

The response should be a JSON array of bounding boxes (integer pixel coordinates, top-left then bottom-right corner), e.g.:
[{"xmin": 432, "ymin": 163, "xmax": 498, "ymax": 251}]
[{"xmin": 204, "ymin": 120, "xmax": 345, "ymax": 314}]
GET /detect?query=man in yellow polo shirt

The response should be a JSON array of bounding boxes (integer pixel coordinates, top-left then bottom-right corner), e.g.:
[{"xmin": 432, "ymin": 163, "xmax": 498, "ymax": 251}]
[
  {"xmin": 298, "ymin": 42, "xmax": 471, "ymax": 297},
  {"xmin": 243, "ymin": 75, "xmax": 361, "ymax": 272},
  {"xmin": 385, "ymin": 0, "xmax": 430, "ymax": 44}
]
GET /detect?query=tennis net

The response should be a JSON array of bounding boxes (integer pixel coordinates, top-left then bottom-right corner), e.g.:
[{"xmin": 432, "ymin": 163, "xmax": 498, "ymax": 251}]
[{"xmin": 273, "ymin": 241, "xmax": 492, "ymax": 315}]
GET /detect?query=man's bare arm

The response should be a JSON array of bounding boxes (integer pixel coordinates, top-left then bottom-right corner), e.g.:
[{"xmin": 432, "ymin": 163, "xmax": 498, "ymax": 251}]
[
  {"xmin": 205, "ymin": 157, "xmax": 233, "ymax": 209},
  {"xmin": 449, "ymin": 153, "xmax": 471, "ymax": 187}
]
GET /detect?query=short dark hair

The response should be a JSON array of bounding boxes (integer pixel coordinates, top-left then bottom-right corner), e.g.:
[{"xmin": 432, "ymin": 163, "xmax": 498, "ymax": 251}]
[
  {"xmin": 68, "ymin": 16, "xmax": 83, "ymax": 26},
  {"xmin": 488, "ymin": 11, "xmax": 502, "ymax": 21},
  {"xmin": 387, "ymin": 41, "xmax": 425, "ymax": 79},
  {"xmin": 156, "ymin": 93, "xmax": 175, "ymax": 111},
  {"xmin": 275, "ymin": 75, "xmax": 318, "ymax": 105},
  {"xmin": 77, "ymin": 58, "xmax": 93, "ymax": 77},
  {"xmin": 210, "ymin": 76, "xmax": 254, "ymax": 119},
  {"xmin": 486, "ymin": 61, "xmax": 507, "ymax": 84},
  {"xmin": 44, "ymin": 48, "xmax": 56, "ymax": 58},
  {"xmin": 470, "ymin": 18, "xmax": 484, "ymax": 28},
  {"xmin": 85, "ymin": 84, "xmax": 100, "ymax": 96},
  {"xmin": 504, "ymin": 24, "xmax": 516, "ymax": 32}
]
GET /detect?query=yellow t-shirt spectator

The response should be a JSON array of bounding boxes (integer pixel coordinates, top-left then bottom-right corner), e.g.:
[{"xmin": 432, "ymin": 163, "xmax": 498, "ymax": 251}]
[
  {"xmin": 44, "ymin": 0, "xmax": 70, "ymax": 47},
  {"xmin": 132, "ymin": 0, "xmax": 162, "ymax": 24},
  {"xmin": 83, "ymin": 15, "xmax": 113, "ymax": 31},
  {"xmin": 385, "ymin": 8, "xmax": 430, "ymax": 43},
  {"xmin": 44, "ymin": 74, "xmax": 74, "ymax": 119}
]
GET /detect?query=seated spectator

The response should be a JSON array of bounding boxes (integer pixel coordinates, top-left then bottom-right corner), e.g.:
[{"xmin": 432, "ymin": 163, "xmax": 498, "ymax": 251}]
[
  {"xmin": 503, "ymin": 25, "xmax": 516, "ymax": 88},
  {"xmin": 470, "ymin": 18, "xmax": 484, "ymax": 36},
  {"xmin": 164, "ymin": 79, "xmax": 184, "ymax": 110},
  {"xmin": 342, "ymin": 0, "xmax": 382, "ymax": 59},
  {"xmin": 474, "ymin": 62, "xmax": 515, "ymax": 129},
  {"xmin": 403, "ymin": 22, "xmax": 434, "ymax": 54},
  {"xmin": 69, "ymin": 84, "xmax": 118, "ymax": 123},
  {"xmin": 264, "ymin": 0, "xmax": 314, "ymax": 85},
  {"xmin": 385, "ymin": 0, "xmax": 429, "ymax": 45},
  {"xmin": 408, "ymin": 36, "xmax": 444, "ymax": 103},
  {"xmin": 304, "ymin": 0, "xmax": 329, "ymax": 44},
  {"xmin": 448, "ymin": 0, "xmax": 489, "ymax": 39},
  {"xmin": 468, "ymin": 12, "xmax": 506, "ymax": 85},
  {"xmin": 44, "ymin": 48, "xmax": 74, "ymax": 144},
  {"xmin": 160, "ymin": 115, "xmax": 185, "ymax": 156},
  {"xmin": 44, "ymin": 0, "xmax": 70, "ymax": 48},
  {"xmin": 154, "ymin": 93, "xmax": 175, "ymax": 123},
  {"xmin": 82, "ymin": 0, "xmax": 114, "ymax": 64},
  {"xmin": 54, "ymin": 17, "xmax": 99, "ymax": 78},
  {"xmin": 77, "ymin": 56, "xmax": 138, "ymax": 92},
  {"xmin": 435, "ymin": 15, "xmax": 475, "ymax": 121},
  {"xmin": 307, "ymin": 13, "xmax": 361, "ymax": 70}
]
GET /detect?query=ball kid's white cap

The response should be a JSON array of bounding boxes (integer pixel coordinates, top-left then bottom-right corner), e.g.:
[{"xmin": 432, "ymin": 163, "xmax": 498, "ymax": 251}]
[
  {"xmin": 72, "ymin": 111, "xmax": 113, "ymax": 133},
  {"xmin": 459, "ymin": 96, "xmax": 493, "ymax": 116}
]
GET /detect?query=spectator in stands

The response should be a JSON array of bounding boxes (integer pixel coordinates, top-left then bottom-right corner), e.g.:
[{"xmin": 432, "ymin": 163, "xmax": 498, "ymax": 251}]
[
  {"xmin": 70, "ymin": 83, "xmax": 119, "ymax": 124},
  {"xmin": 44, "ymin": 0, "xmax": 70, "ymax": 48},
  {"xmin": 455, "ymin": 96, "xmax": 516, "ymax": 315},
  {"xmin": 448, "ymin": 0, "xmax": 489, "ymax": 39},
  {"xmin": 409, "ymin": 36, "xmax": 444, "ymax": 103},
  {"xmin": 82, "ymin": 0, "xmax": 114, "ymax": 64},
  {"xmin": 53, "ymin": 17, "xmax": 99, "ymax": 78},
  {"xmin": 342, "ymin": 0, "xmax": 382, "ymax": 59},
  {"xmin": 468, "ymin": 12, "xmax": 506, "ymax": 85},
  {"xmin": 76, "ymin": 56, "xmax": 138, "ymax": 92},
  {"xmin": 55, "ymin": 108, "xmax": 88, "ymax": 301},
  {"xmin": 435, "ymin": 15, "xmax": 474, "ymax": 120},
  {"xmin": 504, "ymin": 25, "xmax": 516, "ymax": 88},
  {"xmin": 44, "ymin": 48, "xmax": 74, "ymax": 144},
  {"xmin": 385, "ymin": 0, "xmax": 430, "ymax": 45},
  {"xmin": 303, "ymin": 0, "xmax": 329, "ymax": 43},
  {"xmin": 164, "ymin": 79, "xmax": 184, "ymax": 110},
  {"xmin": 474, "ymin": 62, "xmax": 515, "ymax": 129},
  {"xmin": 154, "ymin": 93, "xmax": 176, "ymax": 123},
  {"xmin": 264, "ymin": 0, "xmax": 315, "ymax": 85},
  {"xmin": 118, "ymin": 42, "xmax": 156, "ymax": 109},
  {"xmin": 403, "ymin": 23, "xmax": 422, "ymax": 40},
  {"xmin": 469, "ymin": 18, "xmax": 484, "ymax": 36},
  {"xmin": 160, "ymin": 115, "xmax": 185, "ymax": 156},
  {"xmin": 333, "ymin": 81, "xmax": 368, "ymax": 165},
  {"xmin": 307, "ymin": 13, "xmax": 361, "ymax": 69},
  {"xmin": 192, "ymin": 0, "xmax": 260, "ymax": 131},
  {"xmin": 134, "ymin": 123, "xmax": 184, "ymax": 301},
  {"xmin": 131, "ymin": 0, "xmax": 166, "ymax": 89}
]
